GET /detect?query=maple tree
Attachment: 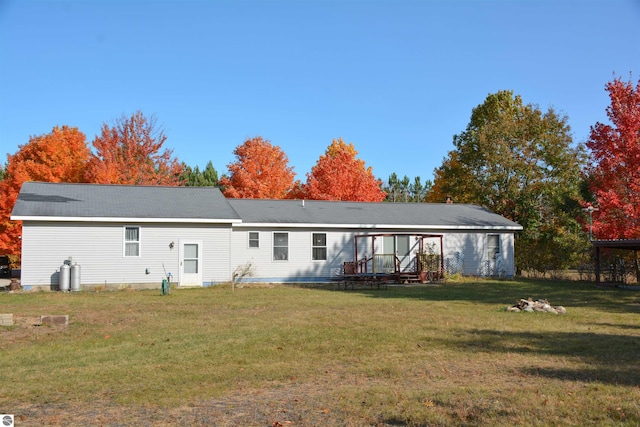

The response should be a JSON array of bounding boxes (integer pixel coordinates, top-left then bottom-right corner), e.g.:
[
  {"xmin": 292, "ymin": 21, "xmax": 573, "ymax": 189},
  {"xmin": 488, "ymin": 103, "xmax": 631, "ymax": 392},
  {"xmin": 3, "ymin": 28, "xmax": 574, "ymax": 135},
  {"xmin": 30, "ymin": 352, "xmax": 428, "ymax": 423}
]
[
  {"xmin": 427, "ymin": 90, "xmax": 587, "ymax": 273},
  {"xmin": 586, "ymin": 76, "xmax": 640, "ymax": 239},
  {"xmin": 84, "ymin": 111, "xmax": 184, "ymax": 185},
  {"xmin": 219, "ymin": 136, "xmax": 297, "ymax": 199},
  {"xmin": 303, "ymin": 138, "xmax": 386, "ymax": 202},
  {"xmin": 0, "ymin": 126, "xmax": 90, "ymax": 257}
]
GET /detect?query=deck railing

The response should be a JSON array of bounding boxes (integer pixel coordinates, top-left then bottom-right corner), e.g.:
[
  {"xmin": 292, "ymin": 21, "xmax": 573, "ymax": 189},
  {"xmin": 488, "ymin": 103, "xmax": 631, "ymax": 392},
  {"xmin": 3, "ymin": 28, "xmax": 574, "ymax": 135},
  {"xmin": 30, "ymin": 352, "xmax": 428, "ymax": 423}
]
[{"xmin": 373, "ymin": 254, "xmax": 397, "ymax": 274}]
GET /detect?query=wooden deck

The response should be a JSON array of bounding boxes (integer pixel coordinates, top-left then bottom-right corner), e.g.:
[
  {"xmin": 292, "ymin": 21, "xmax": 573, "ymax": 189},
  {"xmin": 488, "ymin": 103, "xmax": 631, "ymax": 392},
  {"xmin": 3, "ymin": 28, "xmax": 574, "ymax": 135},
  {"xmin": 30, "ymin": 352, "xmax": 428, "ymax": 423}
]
[{"xmin": 332, "ymin": 233, "xmax": 445, "ymax": 290}]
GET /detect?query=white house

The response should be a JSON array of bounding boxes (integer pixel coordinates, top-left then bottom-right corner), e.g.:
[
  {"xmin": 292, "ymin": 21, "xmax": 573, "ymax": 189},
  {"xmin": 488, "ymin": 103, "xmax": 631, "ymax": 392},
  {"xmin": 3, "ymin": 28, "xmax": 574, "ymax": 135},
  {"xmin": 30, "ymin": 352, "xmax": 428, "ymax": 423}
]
[{"xmin": 11, "ymin": 182, "xmax": 523, "ymax": 290}]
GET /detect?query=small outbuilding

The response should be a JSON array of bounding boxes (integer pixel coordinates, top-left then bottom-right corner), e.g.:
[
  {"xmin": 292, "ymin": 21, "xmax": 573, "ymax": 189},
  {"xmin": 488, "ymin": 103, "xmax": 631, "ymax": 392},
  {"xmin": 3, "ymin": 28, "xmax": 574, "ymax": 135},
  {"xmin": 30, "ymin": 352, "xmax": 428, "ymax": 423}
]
[
  {"xmin": 591, "ymin": 239, "xmax": 640, "ymax": 285},
  {"xmin": 11, "ymin": 182, "xmax": 523, "ymax": 290}
]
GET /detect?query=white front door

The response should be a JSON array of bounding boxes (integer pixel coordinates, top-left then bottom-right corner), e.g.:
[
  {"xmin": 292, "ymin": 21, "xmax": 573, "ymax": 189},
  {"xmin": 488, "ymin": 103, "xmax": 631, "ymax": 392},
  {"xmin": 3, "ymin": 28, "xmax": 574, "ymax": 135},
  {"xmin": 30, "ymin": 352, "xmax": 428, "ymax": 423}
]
[{"xmin": 179, "ymin": 240, "xmax": 202, "ymax": 287}]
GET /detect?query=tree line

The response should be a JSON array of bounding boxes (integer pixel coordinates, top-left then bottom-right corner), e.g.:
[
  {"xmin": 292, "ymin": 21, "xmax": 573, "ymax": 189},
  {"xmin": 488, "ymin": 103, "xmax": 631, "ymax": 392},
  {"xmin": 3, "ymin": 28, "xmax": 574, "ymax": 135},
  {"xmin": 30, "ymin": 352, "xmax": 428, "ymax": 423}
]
[{"xmin": 1, "ymin": 76, "xmax": 638, "ymax": 276}]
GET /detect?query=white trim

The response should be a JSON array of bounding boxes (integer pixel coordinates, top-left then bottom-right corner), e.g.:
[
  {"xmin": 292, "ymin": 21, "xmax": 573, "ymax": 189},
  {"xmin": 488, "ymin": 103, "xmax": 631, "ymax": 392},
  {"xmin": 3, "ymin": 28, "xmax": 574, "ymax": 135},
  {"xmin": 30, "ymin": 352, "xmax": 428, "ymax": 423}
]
[
  {"xmin": 487, "ymin": 233, "xmax": 500, "ymax": 260},
  {"xmin": 272, "ymin": 231, "xmax": 289, "ymax": 261},
  {"xmin": 248, "ymin": 231, "xmax": 260, "ymax": 249},
  {"xmin": 311, "ymin": 232, "xmax": 327, "ymax": 261},
  {"xmin": 234, "ymin": 222, "xmax": 522, "ymax": 231},
  {"xmin": 11, "ymin": 215, "xmax": 241, "ymax": 224},
  {"xmin": 12, "ymin": 218, "xmax": 521, "ymax": 231},
  {"xmin": 178, "ymin": 239, "xmax": 203, "ymax": 287},
  {"xmin": 123, "ymin": 225, "xmax": 141, "ymax": 258}
]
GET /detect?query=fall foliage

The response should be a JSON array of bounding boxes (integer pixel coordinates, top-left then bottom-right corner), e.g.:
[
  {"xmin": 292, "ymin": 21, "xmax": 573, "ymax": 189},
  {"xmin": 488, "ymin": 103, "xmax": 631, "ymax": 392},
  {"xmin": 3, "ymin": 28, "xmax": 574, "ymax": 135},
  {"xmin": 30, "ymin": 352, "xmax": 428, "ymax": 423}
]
[
  {"xmin": 586, "ymin": 76, "xmax": 640, "ymax": 239},
  {"xmin": 427, "ymin": 90, "xmax": 587, "ymax": 273},
  {"xmin": 84, "ymin": 111, "xmax": 184, "ymax": 185},
  {"xmin": 219, "ymin": 136, "xmax": 297, "ymax": 199},
  {"xmin": 0, "ymin": 126, "xmax": 90, "ymax": 256},
  {"xmin": 303, "ymin": 138, "xmax": 386, "ymax": 202}
]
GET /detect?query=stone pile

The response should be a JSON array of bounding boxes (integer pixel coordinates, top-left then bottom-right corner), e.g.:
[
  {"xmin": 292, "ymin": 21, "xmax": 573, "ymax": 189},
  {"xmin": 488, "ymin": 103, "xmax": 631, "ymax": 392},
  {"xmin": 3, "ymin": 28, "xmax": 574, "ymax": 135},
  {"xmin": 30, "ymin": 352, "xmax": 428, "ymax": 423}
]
[{"xmin": 506, "ymin": 298, "xmax": 567, "ymax": 314}]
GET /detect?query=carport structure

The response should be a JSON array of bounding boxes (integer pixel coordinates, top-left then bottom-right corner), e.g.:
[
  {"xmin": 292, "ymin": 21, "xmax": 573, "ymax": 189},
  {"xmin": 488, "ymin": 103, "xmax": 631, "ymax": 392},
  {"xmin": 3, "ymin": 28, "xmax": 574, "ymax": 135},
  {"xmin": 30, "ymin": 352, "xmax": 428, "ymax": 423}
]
[{"xmin": 592, "ymin": 239, "xmax": 640, "ymax": 284}]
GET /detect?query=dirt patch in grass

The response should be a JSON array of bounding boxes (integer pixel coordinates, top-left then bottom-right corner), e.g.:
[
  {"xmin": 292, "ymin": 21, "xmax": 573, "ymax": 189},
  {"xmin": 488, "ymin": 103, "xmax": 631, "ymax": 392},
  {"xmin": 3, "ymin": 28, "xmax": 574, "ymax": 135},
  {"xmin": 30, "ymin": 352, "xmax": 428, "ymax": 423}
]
[
  {"xmin": 12, "ymin": 378, "xmax": 399, "ymax": 427},
  {"xmin": 1, "ymin": 315, "xmax": 67, "ymax": 345}
]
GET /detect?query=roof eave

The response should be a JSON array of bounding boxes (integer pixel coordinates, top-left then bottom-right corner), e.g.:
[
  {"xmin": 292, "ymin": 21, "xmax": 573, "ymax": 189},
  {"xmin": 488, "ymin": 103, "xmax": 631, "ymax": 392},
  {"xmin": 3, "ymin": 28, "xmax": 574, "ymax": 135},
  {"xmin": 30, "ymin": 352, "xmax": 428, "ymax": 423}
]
[
  {"xmin": 233, "ymin": 222, "xmax": 522, "ymax": 231},
  {"xmin": 12, "ymin": 215, "xmax": 241, "ymax": 224}
]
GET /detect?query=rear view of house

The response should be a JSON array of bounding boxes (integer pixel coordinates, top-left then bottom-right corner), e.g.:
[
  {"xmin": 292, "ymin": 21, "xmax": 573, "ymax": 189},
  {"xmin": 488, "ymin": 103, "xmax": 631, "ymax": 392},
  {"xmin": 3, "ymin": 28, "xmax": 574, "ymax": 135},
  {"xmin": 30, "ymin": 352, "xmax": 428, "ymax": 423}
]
[{"xmin": 11, "ymin": 182, "xmax": 522, "ymax": 290}]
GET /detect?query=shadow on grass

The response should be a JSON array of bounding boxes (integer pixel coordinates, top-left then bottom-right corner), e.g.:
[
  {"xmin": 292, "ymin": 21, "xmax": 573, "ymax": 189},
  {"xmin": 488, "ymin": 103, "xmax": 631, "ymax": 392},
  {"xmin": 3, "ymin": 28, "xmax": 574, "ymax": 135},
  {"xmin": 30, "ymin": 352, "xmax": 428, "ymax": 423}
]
[
  {"xmin": 433, "ymin": 328, "xmax": 640, "ymax": 387},
  {"xmin": 328, "ymin": 278, "xmax": 640, "ymax": 315}
]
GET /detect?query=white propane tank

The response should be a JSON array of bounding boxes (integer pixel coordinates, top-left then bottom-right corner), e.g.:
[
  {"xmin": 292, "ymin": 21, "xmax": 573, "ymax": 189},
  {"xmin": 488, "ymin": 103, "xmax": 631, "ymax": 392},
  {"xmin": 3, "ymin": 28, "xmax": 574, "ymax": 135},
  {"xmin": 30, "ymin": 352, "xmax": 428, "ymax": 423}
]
[
  {"xmin": 59, "ymin": 263, "xmax": 70, "ymax": 291},
  {"xmin": 70, "ymin": 263, "xmax": 81, "ymax": 291}
]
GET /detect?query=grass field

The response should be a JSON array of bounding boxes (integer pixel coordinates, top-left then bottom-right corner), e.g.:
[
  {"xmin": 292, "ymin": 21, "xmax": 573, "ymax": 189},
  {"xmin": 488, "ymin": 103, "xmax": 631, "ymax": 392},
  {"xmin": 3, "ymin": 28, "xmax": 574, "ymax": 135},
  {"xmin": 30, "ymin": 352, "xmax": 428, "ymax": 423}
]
[{"xmin": 1, "ymin": 279, "xmax": 640, "ymax": 426}]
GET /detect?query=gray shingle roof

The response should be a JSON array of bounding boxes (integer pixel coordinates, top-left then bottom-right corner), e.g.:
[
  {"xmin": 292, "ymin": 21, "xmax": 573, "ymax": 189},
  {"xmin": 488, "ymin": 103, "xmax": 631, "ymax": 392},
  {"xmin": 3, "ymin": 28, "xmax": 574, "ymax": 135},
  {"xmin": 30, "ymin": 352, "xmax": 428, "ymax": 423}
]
[
  {"xmin": 11, "ymin": 182, "xmax": 240, "ymax": 221},
  {"xmin": 12, "ymin": 182, "xmax": 522, "ymax": 230},
  {"xmin": 228, "ymin": 198, "xmax": 522, "ymax": 229}
]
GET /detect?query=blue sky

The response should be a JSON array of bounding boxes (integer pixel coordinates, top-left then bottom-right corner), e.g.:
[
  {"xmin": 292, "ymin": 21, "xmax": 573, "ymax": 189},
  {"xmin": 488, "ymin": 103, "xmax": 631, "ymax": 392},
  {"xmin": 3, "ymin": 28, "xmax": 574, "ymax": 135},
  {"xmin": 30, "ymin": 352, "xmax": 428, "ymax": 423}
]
[{"xmin": 1, "ymin": 0, "xmax": 638, "ymax": 185}]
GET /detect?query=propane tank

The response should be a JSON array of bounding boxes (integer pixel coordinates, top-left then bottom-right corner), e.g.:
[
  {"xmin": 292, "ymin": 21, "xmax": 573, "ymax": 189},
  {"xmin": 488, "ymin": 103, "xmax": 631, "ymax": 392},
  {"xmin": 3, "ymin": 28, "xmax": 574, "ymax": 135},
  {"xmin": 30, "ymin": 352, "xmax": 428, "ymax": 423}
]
[
  {"xmin": 59, "ymin": 263, "xmax": 70, "ymax": 291},
  {"xmin": 70, "ymin": 262, "xmax": 81, "ymax": 291}
]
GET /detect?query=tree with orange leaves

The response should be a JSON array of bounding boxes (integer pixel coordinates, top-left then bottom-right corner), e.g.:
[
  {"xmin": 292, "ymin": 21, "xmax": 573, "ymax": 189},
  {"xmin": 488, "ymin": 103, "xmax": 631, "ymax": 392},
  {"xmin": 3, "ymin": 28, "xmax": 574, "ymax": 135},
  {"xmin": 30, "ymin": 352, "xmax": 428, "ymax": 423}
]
[
  {"xmin": 219, "ymin": 136, "xmax": 298, "ymax": 199},
  {"xmin": 303, "ymin": 138, "xmax": 386, "ymax": 201},
  {"xmin": 84, "ymin": 111, "xmax": 184, "ymax": 185},
  {"xmin": 0, "ymin": 126, "xmax": 90, "ymax": 258}
]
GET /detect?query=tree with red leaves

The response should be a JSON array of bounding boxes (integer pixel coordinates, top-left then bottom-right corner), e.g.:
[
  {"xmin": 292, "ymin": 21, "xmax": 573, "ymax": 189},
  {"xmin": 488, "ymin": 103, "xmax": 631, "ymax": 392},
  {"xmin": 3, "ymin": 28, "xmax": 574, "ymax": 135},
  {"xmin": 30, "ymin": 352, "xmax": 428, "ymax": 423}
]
[
  {"xmin": 303, "ymin": 138, "xmax": 386, "ymax": 201},
  {"xmin": 219, "ymin": 136, "xmax": 297, "ymax": 199},
  {"xmin": 0, "ymin": 126, "xmax": 90, "ymax": 258},
  {"xmin": 586, "ymin": 77, "xmax": 640, "ymax": 240},
  {"xmin": 84, "ymin": 111, "xmax": 184, "ymax": 185}
]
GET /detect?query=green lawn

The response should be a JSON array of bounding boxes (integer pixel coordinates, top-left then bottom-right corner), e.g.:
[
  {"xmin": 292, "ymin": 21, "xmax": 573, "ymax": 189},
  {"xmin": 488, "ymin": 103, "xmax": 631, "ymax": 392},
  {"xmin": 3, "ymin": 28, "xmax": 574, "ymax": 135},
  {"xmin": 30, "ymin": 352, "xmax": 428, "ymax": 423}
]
[{"xmin": 1, "ymin": 279, "xmax": 639, "ymax": 426}]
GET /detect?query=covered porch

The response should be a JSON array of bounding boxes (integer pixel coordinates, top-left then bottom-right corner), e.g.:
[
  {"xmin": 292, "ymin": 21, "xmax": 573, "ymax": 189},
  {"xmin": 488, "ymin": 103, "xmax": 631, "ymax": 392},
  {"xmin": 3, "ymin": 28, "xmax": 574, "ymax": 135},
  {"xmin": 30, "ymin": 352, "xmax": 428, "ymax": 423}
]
[{"xmin": 337, "ymin": 233, "xmax": 444, "ymax": 288}]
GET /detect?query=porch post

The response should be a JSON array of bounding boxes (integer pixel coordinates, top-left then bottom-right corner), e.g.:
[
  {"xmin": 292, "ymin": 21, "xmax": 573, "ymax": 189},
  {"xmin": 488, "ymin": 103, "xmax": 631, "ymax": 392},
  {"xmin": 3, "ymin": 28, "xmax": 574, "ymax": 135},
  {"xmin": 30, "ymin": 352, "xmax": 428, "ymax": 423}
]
[
  {"xmin": 594, "ymin": 244, "xmax": 600, "ymax": 284},
  {"xmin": 439, "ymin": 235, "xmax": 444, "ymax": 279},
  {"xmin": 354, "ymin": 236, "xmax": 359, "ymax": 273}
]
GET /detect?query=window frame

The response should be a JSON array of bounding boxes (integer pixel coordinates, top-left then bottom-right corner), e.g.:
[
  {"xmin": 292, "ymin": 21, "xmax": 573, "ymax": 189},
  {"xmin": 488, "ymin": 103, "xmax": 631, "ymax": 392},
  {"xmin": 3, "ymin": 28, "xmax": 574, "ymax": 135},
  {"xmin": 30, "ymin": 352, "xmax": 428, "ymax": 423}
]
[
  {"xmin": 311, "ymin": 233, "xmax": 327, "ymax": 261},
  {"xmin": 273, "ymin": 232, "xmax": 289, "ymax": 261},
  {"xmin": 487, "ymin": 234, "xmax": 500, "ymax": 260},
  {"xmin": 248, "ymin": 231, "xmax": 260, "ymax": 248},
  {"xmin": 124, "ymin": 226, "xmax": 141, "ymax": 257}
]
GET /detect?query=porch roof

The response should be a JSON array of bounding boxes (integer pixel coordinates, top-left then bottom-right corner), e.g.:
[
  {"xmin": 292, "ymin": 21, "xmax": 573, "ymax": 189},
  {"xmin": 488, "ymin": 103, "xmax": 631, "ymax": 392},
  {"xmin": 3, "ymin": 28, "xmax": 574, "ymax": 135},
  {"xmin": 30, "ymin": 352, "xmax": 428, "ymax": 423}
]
[{"xmin": 591, "ymin": 240, "xmax": 640, "ymax": 250}]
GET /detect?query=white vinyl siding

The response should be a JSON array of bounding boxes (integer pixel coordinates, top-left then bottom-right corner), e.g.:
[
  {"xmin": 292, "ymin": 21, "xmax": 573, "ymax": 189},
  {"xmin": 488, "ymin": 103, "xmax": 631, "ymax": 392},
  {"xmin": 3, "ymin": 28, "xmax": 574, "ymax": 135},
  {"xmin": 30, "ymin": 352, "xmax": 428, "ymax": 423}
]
[
  {"xmin": 442, "ymin": 232, "xmax": 514, "ymax": 277},
  {"xmin": 19, "ymin": 222, "xmax": 518, "ymax": 289},
  {"xmin": 19, "ymin": 222, "xmax": 232, "ymax": 288},
  {"xmin": 230, "ymin": 228, "xmax": 357, "ymax": 282}
]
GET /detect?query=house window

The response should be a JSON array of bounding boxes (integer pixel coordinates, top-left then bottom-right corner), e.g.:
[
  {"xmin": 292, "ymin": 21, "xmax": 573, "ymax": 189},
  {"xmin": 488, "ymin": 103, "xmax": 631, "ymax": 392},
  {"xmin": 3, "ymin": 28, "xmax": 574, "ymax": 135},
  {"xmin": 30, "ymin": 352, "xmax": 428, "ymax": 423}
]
[
  {"xmin": 273, "ymin": 232, "xmax": 288, "ymax": 261},
  {"xmin": 124, "ymin": 226, "xmax": 140, "ymax": 257},
  {"xmin": 249, "ymin": 232, "xmax": 259, "ymax": 248},
  {"xmin": 312, "ymin": 233, "xmax": 327, "ymax": 261},
  {"xmin": 487, "ymin": 234, "xmax": 500, "ymax": 260}
]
